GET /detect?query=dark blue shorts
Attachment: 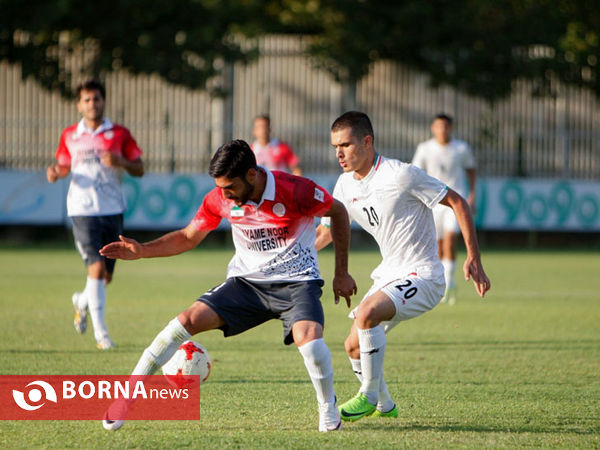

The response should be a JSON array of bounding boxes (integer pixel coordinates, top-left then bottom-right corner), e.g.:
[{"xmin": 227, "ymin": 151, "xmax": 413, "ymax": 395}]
[
  {"xmin": 198, "ymin": 277, "xmax": 325, "ymax": 345},
  {"xmin": 71, "ymin": 214, "xmax": 123, "ymax": 273}
]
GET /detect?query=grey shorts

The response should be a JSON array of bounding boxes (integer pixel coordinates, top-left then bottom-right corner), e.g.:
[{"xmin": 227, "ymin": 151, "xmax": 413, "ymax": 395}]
[
  {"xmin": 71, "ymin": 214, "xmax": 123, "ymax": 273},
  {"xmin": 197, "ymin": 277, "xmax": 325, "ymax": 345}
]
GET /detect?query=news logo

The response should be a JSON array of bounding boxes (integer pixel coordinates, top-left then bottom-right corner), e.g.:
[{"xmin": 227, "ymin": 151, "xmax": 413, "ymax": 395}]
[
  {"xmin": 12, "ymin": 380, "xmax": 58, "ymax": 411},
  {"xmin": 1, "ymin": 375, "xmax": 200, "ymax": 420}
]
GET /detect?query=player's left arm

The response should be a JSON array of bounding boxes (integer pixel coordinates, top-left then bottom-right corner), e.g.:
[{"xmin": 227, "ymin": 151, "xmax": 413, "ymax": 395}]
[
  {"xmin": 466, "ymin": 168, "xmax": 476, "ymax": 214},
  {"xmin": 101, "ymin": 154, "xmax": 144, "ymax": 177},
  {"xmin": 440, "ymin": 188, "xmax": 490, "ymax": 297},
  {"xmin": 315, "ymin": 224, "xmax": 332, "ymax": 250},
  {"xmin": 322, "ymin": 199, "xmax": 357, "ymax": 307}
]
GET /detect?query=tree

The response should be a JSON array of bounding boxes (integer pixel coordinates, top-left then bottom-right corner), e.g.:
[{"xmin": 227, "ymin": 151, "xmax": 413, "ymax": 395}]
[
  {"xmin": 268, "ymin": 0, "xmax": 600, "ymax": 101},
  {"xmin": 1, "ymin": 0, "xmax": 598, "ymax": 101},
  {"xmin": 0, "ymin": 0, "xmax": 267, "ymax": 97}
]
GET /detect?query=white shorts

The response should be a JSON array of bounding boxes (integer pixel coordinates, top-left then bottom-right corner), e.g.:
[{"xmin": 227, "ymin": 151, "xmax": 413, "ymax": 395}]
[
  {"xmin": 349, "ymin": 273, "xmax": 445, "ymax": 333},
  {"xmin": 433, "ymin": 204, "xmax": 459, "ymax": 238}
]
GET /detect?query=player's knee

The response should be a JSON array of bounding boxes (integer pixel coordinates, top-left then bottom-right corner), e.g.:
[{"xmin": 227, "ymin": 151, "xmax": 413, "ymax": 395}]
[
  {"xmin": 104, "ymin": 273, "xmax": 113, "ymax": 285},
  {"xmin": 355, "ymin": 302, "xmax": 380, "ymax": 329},
  {"xmin": 292, "ymin": 321, "xmax": 322, "ymax": 346}
]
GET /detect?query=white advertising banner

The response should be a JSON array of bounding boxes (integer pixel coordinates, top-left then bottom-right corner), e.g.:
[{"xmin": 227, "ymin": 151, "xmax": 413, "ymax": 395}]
[{"xmin": 1, "ymin": 170, "xmax": 599, "ymax": 231}]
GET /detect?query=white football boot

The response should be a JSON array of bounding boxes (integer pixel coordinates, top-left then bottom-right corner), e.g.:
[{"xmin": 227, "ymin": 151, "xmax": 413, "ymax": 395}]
[
  {"xmin": 72, "ymin": 292, "xmax": 88, "ymax": 334},
  {"xmin": 319, "ymin": 399, "xmax": 342, "ymax": 432}
]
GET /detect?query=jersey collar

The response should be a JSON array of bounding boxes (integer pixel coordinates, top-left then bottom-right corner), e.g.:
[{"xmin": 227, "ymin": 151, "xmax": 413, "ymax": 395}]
[
  {"xmin": 246, "ymin": 166, "xmax": 275, "ymax": 208},
  {"xmin": 76, "ymin": 118, "xmax": 113, "ymax": 137},
  {"xmin": 373, "ymin": 153, "xmax": 382, "ymax": 171},
  {"xmin": 357, "ymin": 152, "xmax": 382, "ymax": 182}
]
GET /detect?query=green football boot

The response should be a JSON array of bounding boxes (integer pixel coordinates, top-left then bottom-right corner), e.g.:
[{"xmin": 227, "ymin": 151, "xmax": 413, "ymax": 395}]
[{"xmin": 339, "ymin": 393, "xmax": 376, "ymax": 421}]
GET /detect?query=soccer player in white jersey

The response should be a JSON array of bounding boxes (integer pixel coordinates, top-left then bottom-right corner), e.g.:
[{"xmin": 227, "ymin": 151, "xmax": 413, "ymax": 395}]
[
  {"xmin": 99, "ymin": 139, "xmax": 357, "ymax": 432},
  {"xmin": 316, "ymin": 111, "xmax": 490, "ymax": 421},
  {"xmin": 46, "ymin": 80, "xmax": 144, "ymax": 350},
  {"xmin": 412, "ymin": 114, "xmax": 476, "ymax": 304}
]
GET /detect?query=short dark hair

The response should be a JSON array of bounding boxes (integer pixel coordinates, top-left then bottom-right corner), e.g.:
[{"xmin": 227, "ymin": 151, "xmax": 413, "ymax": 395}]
[
  {"xmin": 209, "ymin": 139, "xmax": 257, "ymax": 179},
  {"xmin": 433, "ymin": 113, "xmax": 453, "ymax": 125},
  {"xmin": 254, "ymin": 114, "xmax": 270, "ymax": 125},
  {"xmin": 76, "ymin": 80, "xmax": 106, "ymax": 100},
  {"xmin": 331, "ymin": 111, "xmax": 374, "ymax": 143}
]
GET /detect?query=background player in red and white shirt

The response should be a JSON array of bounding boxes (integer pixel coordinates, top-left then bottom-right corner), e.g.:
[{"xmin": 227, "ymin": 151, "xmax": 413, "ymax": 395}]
[
  {"xmin": 46, "ymin": 79, "xmax": 144, "ymax": 350},
  {"xmin": 251, "ymin": 114, "xmax": 302, "ymax": 175},
  {"xmin": 316, "ymin": 112, "xmax": 490, "ymax": 421},
  {"xmin": 412, "ymin": 114, "xmax": 477, "ymax": 304},
  {"xmin": 99, "ymin": 139, "xmax": 357, "ymax": 432}
]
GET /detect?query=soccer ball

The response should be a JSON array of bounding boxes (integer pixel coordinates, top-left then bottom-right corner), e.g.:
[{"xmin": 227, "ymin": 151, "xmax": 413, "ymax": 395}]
[{"xmin": 162, "ymin": 340, "xmax": 211, "ymax": 388}]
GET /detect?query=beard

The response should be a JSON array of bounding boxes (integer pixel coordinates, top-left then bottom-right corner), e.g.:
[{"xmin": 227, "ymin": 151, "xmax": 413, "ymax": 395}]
[{"xmin": 232, "ymin": 177, "xmax": 254, "ymax": 205}]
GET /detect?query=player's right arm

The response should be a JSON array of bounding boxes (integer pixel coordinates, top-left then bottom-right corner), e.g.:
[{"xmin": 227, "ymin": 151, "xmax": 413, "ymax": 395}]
[
  {"xmin": 99, "ymin": 223, "xmax": 210, "ymax": 260},
  {"xmin": 46, "ymin": 164, "xmax": 70, "ymax": 183},
  {"xmin": 48, "ymin": 129, "xmax": 72, "ymax": 183}
]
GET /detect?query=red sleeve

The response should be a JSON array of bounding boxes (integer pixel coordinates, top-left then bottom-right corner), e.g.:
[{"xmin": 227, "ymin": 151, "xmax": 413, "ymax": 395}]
[
  {"xmin": 55, "ymin": 129, "xmax": 72, "ymax": 166},
  {"xmin": 120, "ymin": 127, "xmax": 142, "ymax": 161},
  {"xmin": 190, "ymin": 188, "xmax": 224, "ymax": 231},
  {"xmin": 280, "ymin": 142, "xmax": 300, "ymax": 167},
  {"xmin": 295, "ymin": 178, "xmax": 333, "ymax": 218}
]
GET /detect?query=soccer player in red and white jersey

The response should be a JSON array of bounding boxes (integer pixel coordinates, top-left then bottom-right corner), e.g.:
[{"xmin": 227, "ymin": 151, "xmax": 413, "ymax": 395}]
[
  {"xmin": 99, "ymin": 139, "xmax": 357, "ymax": 432},
  {"xmin": 316, "ymin": 112, "xmax": 490, "ymax": 421},
  {"xmin": 46, "ymin": 80, "xmax": 144, "ymax": 350},
  {"xmin": 251, "ymin": 115, "xmax": 302, "ymax": 175}
]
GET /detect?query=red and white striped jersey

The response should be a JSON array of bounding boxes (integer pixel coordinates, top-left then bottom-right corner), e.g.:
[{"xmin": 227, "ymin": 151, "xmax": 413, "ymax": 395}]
[
  {"xmin": 192, "ymin": 169, "xmax": 333, "ymax": 282},
  {"xmin": 55, "ymin": 118, "xmax": 142, "ymax": 217}
]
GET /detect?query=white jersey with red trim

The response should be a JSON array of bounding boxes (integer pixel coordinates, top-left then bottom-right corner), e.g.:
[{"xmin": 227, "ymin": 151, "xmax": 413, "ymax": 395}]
[
  {"xmin": 412, "ymin": 138, "xmax": 475, "ymax": 198},
  {"xmin": 192, "ymin": 169, "xmax": 333, "ymax": 283},
  {"xmin": 55, "ymin": 118, "xmax": 142, "ymax": 217},
  {"xmin": 326, "ymin": 155, "xmax": 447, "ymax": 287}
]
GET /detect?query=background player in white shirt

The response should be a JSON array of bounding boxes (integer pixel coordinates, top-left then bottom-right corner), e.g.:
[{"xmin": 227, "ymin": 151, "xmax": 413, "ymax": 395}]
[
  {"xmin": 46, "ymin": 80, "xmax": 144, "ymax": 349},
  {"xmin": 412, "ymin": 114, "xmax": 476, "ymax": 304},
  {"xmin": 99, "ymin": 140, "xmax": 357, "ymax": 432},
  {"xmin": 316, "ymin": 111, "xmax": 490, "ymax": 421}
]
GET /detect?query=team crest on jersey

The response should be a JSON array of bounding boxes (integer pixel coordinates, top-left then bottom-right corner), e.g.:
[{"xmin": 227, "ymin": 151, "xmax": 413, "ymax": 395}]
[
  {"xmin": 314, "ymin": 188, "xmax": 325, "ymax": 202},
  {"xmin": 104, "ymin": 130, "xmax": 114, "ymax": 139},
  {"xmin": 272, "ymin": 203, "xmax": 286, "ymax": 217}
]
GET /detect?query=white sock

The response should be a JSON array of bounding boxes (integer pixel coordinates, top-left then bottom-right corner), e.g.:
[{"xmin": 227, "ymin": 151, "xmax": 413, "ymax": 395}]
[
  {"xmin": 358, "ymin": 326, "xmax": 386, "ymax": 405},
  {"xmin": 377, "ymin": 373, "xmax": 395, "ymax": 412},
  {"xmin": 76, "ymin": 285, "xmax": 89, "ymax": 311},
  {"xmin": 132, "ymin": 318, "xmax": 191, "ymax": 376},
  {"xmin": 350, "ymin": 357, "xmax": 363, "ymax": 382},
  {"xmin": 441, "ymin": 259, "xmax": 456, "ymax": 290},
  {"xmin": 86, "ymin": 277, "xmax": 108, "ymax": 342},
  {"xmin": 350, "ymin": 357, "xmax": 394, "ymax": 411},
  {"xmin": 298, "ymin": 338, "xmax": 335, "ymax": 405}
]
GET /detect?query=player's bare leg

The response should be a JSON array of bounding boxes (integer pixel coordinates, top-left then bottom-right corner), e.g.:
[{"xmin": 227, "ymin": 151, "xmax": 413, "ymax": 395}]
[
  {"xmin": 440, "ymin": 232, "xmax": 459, "ymax": 304},
  {"xmin": 339, "ymin": 291, "xmax": 395, "ymax": 421},
  {"xmin": 293, "ymin": 320, "xmax": 341, "ymax": 432},
  {"xmin": 103, "ymin": 302, "xmax": 225, "ymax": 430}
]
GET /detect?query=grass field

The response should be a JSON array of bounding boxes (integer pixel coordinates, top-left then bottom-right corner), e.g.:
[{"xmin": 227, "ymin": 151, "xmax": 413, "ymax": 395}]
[{"xmin": 0, "ymin": 243, "xmax": 599, "ymax": 448}]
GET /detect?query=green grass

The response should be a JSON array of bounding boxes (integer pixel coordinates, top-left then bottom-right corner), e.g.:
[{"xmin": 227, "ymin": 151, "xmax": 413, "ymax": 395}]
[{"xmin": 0, "ymin": 244, "xmax": 599, "ymax": 448}]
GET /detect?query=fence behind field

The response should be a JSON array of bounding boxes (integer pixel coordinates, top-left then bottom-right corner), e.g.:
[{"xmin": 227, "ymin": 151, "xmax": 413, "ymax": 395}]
[{"xmin": 1, "ymin": 35, "xmax": 599, "ymax": 178}]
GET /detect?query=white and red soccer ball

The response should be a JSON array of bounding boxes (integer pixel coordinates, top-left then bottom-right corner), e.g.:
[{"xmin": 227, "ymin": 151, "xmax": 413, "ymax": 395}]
[{"xmin": 162, "ymin": 340, "xmax": 211, "ymax": 388}]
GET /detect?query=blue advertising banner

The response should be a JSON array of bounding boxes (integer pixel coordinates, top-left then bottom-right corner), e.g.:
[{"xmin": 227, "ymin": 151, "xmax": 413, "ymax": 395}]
[{"xmin": 1, "ymin": 170, "xmax": 599, "ymax": 231}]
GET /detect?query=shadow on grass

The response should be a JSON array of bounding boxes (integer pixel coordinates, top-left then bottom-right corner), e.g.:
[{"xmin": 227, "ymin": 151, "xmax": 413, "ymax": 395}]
[
  {"xmin": 347, "ymin": 421, "xmax": 599, "ymax": 436},
  {"xmin": 392, "ymin": 338, "xmax": 600, "ymax": 352}
]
